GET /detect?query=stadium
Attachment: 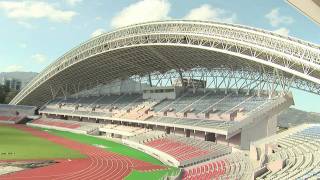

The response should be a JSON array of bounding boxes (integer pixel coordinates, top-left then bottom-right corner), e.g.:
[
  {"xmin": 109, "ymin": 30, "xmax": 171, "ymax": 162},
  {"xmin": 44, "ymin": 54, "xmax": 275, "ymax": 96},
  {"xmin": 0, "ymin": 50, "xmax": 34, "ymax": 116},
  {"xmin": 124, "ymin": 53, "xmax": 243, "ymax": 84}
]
[{"xmin": 0, "ymin": 18, "xmax": 320, "ymax": 180}]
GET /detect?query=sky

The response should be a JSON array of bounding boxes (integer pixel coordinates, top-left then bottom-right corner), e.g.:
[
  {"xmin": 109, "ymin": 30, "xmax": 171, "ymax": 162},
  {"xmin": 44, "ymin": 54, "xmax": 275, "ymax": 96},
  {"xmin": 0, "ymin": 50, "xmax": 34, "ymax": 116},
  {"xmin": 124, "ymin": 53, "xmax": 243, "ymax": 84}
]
[{"xmin": 0, "ymin": 0, "xmax": 319, "ymax": 112}]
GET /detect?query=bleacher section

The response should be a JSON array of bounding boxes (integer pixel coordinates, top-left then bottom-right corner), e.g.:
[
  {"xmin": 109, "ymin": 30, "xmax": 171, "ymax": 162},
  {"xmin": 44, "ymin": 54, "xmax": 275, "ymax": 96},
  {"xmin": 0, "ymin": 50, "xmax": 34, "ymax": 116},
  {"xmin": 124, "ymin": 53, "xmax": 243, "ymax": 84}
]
[
  {"xmin": 0, "ymin": 116, "xmax": 20, "ymax": 124},
  {"xmin": 128, "ymin": 130, "xmax": 167, "ymax": 143},
  {"xmin": 41, "ymin": 94, "xmax": 151, "ymax": 118},
  {"xmin": 32, "ymin": 119, "xmax": 81, "ymax": 129},
  {"xmin": 29, "ymin": 118, "xmax": 102, "ymax": 134},
  {"xmin": 254, "ymin": 124, "xmax": 320, "ymax": 180},
  {"xmin": 147, "ymin": 116, "xmax": 234, "ymax": 131},
  {"xmin": 99, "ymin": 124, "xmax": 151, "ymax": 137},
  {"xmin": 39, "ymin": 90, "xmax": 277, "ymax": 136},
  {"xmin": 0, "ymin": 104, "xmax": 36, "ymax": 115},
  {"xmin": 141, "ymin": 134, "xmax": 231, "ymax": 166},
  {"xmin": 182, "ymin": 152, "xmax": 253, "ymax": 179},
  {"xmin": 150, "ymin": 91, "xmax": 271, "ymax": 120},
  {"xmin": 0, "ymin": 104, "xmax": 36, "ymax": 124}
]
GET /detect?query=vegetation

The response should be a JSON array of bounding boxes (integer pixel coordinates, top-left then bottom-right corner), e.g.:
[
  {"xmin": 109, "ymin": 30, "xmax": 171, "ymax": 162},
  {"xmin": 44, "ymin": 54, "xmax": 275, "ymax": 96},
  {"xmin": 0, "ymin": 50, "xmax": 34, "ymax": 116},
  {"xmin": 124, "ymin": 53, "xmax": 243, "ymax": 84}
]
[
  {"xmin": 0, "ymin": 84, "xmax": 19, "ymax": 104},
  {"xmin": 0, "ymin": 125, "xmax": 85, "ymax": 160}
]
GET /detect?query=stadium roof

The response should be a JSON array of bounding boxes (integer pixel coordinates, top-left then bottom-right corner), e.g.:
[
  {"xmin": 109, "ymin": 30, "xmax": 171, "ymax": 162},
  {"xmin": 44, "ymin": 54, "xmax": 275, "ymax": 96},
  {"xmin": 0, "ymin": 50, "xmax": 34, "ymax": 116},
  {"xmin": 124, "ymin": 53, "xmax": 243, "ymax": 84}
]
[
  {"xmin": 10, "ymin": 20, "xmax": 320, "ymax": 106},
  {"xmin": 287, "ymin": 0, "xmax": 320, "ymax": 25}
]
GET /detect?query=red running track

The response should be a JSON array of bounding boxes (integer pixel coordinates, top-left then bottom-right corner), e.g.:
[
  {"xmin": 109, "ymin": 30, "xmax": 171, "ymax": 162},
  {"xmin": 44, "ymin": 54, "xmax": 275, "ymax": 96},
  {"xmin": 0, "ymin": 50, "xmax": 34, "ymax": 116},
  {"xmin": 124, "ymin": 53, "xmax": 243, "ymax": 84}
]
[{"xmin": 0, "ymin": 125, "xmax": 165, "ymax": 180}]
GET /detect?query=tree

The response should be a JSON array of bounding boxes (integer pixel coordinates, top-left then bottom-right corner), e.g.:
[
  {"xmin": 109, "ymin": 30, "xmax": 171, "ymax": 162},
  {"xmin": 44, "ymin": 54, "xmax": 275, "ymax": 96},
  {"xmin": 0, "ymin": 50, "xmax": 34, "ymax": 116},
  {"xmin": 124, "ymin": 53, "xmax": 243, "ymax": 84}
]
[
  {"xmin": 0, "ymin": 84, "xmax": 18, "ymax": 104},
  {"xmin": 0, "ymin": 85, "xmax": 7, "ymax": 103},
  {"xmin": 4, "ymin": 91, "xmax": 19, "ymax": 104}
]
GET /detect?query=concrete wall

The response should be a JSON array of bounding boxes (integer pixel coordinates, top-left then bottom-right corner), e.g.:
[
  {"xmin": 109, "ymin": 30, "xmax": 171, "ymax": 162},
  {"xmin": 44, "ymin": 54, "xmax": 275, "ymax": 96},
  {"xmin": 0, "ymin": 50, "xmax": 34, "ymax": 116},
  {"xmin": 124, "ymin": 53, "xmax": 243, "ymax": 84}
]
[
  {"xmin": 142, "ymin": 86, "xmax": 184, "ymax": 100},
  {"xmin": 228, "ymin": 132, "xmax": 241, "ymax": 148},
  {"xmin": 122, "ymin": 139, "xmax": 180, "ymax": 167},
  {"xmin": 240, "ymin": 115, "xmax": 278, "ymax": 150}
]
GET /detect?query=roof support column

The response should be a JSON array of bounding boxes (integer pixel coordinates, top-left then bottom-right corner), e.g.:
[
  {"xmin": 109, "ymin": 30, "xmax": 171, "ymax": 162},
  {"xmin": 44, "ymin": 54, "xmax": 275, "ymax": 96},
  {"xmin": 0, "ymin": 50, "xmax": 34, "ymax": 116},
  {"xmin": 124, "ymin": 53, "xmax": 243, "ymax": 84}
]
[
  {"xmin": 148, "ymin": 74, "xmax": 153, "ymax": 87},
  {"xmin": 178, "ymin": 69, "xmax": 185, "ymax": 89}
]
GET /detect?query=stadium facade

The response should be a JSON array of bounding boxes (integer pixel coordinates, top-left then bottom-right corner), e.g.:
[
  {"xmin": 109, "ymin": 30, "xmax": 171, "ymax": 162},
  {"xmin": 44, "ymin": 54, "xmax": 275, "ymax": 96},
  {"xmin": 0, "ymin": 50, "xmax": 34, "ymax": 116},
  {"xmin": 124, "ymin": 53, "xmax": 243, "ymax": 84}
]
[{"xmin": 3, "ymin": 20, "xmax": 320, "ymax": 179}]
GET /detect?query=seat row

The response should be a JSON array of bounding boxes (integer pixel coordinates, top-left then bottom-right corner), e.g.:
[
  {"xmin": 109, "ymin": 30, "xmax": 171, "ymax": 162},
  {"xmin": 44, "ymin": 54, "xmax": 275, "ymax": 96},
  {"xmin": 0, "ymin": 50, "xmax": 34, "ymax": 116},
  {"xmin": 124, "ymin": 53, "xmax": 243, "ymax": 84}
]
[
  {"xmin": 257, "ymin": 124, "xmax": 320, "ymax": 180},
  {"xmin": 182, "ymin": 152, "xmax": 253, "ymax": 180}
]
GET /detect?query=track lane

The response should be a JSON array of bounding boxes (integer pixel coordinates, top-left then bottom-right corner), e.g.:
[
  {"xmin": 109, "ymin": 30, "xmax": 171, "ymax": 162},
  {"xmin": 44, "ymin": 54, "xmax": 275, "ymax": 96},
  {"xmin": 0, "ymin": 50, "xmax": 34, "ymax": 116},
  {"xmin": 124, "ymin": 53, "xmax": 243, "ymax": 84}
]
[{"xmin": 0, "ymin": 125, "xmax": 165, "ymax": 180}]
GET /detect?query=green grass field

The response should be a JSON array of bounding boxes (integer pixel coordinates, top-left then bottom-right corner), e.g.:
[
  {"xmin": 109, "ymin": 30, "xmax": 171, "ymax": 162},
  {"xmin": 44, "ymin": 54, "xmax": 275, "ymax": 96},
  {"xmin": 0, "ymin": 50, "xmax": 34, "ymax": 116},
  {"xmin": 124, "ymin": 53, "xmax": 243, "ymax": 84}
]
[
  {"xmin": 0, "ymin": 125, "xmax": 179, "ymax": 179},
  {"xmin": 0, "ymin": 125, "xmax": 85, "ymax": 160},
  {"xmin": 44, "ymin": 128, "xmax": 163, "ymax": 165},
  {"xmin": 41, "ymin": 128, "xmax": 180, "ymax": 179}
]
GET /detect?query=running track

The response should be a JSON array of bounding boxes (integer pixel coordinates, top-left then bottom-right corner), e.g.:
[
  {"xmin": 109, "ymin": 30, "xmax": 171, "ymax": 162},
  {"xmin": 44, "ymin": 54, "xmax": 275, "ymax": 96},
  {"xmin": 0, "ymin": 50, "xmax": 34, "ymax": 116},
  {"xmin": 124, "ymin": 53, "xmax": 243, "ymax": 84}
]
[{"xmin": 0, "ymin": 125, "xmax": 165, "ymax": 180}]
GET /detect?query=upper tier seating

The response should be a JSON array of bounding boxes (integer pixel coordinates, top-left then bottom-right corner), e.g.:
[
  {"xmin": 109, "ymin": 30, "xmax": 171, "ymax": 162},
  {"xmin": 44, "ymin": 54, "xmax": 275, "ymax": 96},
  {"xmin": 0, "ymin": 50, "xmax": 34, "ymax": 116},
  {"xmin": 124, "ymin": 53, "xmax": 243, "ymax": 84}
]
[
  {"xmin": 182, "ymin": 152, "xmax": 253, "ymax": 180},
  {"xmin": 256, "ymin": 124, "xmax": 320, "ymax": 180},
  {"xmin": 41, "ymin": 94, "xmax": 143, "ymax": 117},
  {"xmin": 151, "ymin": 91, "xmax": 270, "ymax": 117},
  {"xmin": 39, "ymin": 90, "xmax": 275, "ymax": 133},
  {"xmin": 147, "ymin": 116, "xmax": 235, "ymax": 130}
]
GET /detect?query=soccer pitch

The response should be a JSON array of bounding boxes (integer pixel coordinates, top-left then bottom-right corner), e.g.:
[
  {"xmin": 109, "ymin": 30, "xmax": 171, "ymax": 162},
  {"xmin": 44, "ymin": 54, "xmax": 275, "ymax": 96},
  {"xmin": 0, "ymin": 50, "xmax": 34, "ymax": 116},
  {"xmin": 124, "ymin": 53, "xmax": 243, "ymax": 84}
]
[
  {"xmin": 0, "ymin": 125, "xmax": 85, "ymax": 160},
  {"xmin": 43, "ymin": 128, "xmax": 180, "ymax": 179},
  {"xmin": 45, "ymin": 128, "xmax": 164, "ymax": 165},
  {"xmin": 0, "ymin": 125, "xmax": 179, "ymax": 179}
]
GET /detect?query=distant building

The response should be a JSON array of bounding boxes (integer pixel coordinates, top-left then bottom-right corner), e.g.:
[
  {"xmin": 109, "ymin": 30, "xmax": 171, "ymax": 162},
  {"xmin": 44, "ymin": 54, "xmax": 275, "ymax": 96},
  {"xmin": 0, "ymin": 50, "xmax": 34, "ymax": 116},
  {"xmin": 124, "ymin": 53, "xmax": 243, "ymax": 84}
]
[{"xmin": 1, "ymin": 77, "xmax": 22, "ymax": 91}]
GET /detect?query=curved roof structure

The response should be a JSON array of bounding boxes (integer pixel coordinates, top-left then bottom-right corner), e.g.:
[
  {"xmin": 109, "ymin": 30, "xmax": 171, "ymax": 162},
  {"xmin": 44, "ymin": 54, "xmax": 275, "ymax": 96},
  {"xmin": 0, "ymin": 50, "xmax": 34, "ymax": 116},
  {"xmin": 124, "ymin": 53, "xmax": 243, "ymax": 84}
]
[{"xmin": 10, "ymin": 20, "xmax": 320, "ymax": 106}]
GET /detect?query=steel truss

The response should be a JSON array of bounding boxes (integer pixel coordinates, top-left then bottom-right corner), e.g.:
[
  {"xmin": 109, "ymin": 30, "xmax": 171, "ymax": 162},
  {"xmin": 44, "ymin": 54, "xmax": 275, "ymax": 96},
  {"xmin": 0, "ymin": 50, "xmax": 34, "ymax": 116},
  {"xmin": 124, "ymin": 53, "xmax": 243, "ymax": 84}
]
[
  {"xmin": 48, "ymin": 67, "xmax": 319, "ymax": 101},
  {"xmin": 128, "ymin": 68, "xmax": 319, "ymax": 96},
  {"xmin": 10, "ymin": 20, "xmax": 320, "ymax": 105}
]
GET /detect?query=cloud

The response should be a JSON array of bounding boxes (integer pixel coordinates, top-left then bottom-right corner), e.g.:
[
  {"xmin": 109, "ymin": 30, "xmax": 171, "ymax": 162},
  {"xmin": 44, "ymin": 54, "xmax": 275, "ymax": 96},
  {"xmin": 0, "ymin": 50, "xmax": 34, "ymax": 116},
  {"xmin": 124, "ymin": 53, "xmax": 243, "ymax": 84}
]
[
  {"xmin": 19, "ymin": 43, "xmax": 27, "ymax": 48},
  {"xmin": 65, "ymin": 0, "xmax": 83, "ymax": 6},
  {"xmin": 0, "ymin": 1, "xmax": 77, "ymax": 23},
  {"xmin": 95, "ymin": 16, "xmax": 102, "ymax": 21},
  {"xmin": 265, "ymin": 8, "xmax": 293, "ymax": 27},
  {"xmin": 111, "ymin": 0, "xmax": 171, "ymax": 28},
  {"xmin": 5, "ymin": 65, "xmax": 24, "ymax": 72},
  {"xmin": 17, "ymin": 21, "xmax": 34, "ymax": 29},
  {"xmin": 49, "ymin": 26, "xmax": 56, "ymax": 30},
  {"xmin": 91, "ymin": 28, "xmax": 105, "ymax": 38},
  {"xmin": 273, "ymin": 27, "xmax": 290, "ymax": 36},
  {"xmin": 31, "ymin": 53, "xmax": 47, "ymax": 64},
  {"xmin": 184, "ymin": 4, "xmax": 237, "ymax": 23}
]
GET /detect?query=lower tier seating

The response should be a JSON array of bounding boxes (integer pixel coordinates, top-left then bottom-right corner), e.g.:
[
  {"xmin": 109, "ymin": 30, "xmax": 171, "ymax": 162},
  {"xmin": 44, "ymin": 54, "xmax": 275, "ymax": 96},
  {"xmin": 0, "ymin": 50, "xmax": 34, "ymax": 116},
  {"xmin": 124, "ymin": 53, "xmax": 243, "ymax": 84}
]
[
  {"xmin": 182, "ymin": 152, "xmax": 253, "ymax": 180},
  {"xmin": 32, "ymin": 119, "xmax": 81, "ymax": 129},
  {"xmin": 30, "ymin": 118, "xmax": 103, "ymax": 134},
  {"xmin": 0, "ymin": 116, "xmax": 22, "ymax": 123},
  {"xmin": 144, "ymin": 135, "xmax": 231, "ymax": 164},
  {"xmin": 146, "ymin": 138, "xmax": 209, "ymax": 161},
  {"xmin": 100, "ymin": 124, "xmax": 151, "ymax": 136}
]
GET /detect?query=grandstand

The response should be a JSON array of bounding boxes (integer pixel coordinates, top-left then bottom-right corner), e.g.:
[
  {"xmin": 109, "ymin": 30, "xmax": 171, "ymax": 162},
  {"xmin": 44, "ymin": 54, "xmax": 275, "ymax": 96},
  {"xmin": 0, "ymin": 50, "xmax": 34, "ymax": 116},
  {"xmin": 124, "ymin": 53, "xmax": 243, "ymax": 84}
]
[
  {"xmin": 38, "ymin": 87, "xmax": 293, "ymax": 150},
  {"xmin": 182, "ymin": 152, "xmax": 253, "ymax": 179},
  {"xmin": 1, "ymin": 20, "xmax": 320, "ymax": 179},
  {"xmin": 0, "ymin": 104, "xmax": 36, "ymax": 124},
  {"xmin": 29, "ymin": 118, "xmax": 102, "ymax": 134},
  {"xmin": 251, "ymin": 124, "xmax": 320, "ymax": 179}
]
